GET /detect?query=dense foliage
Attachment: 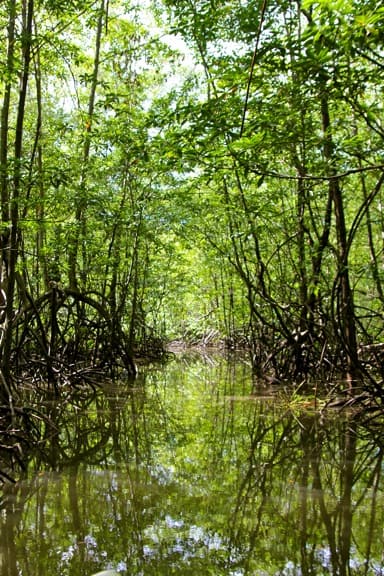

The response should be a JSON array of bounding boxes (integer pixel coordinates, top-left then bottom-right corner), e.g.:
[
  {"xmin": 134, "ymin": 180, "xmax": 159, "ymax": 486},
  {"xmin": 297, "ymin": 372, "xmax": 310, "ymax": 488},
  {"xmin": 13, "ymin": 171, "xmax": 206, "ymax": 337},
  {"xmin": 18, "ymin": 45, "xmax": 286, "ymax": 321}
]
[{"xmin": 1, "ymin": 0, "xmax": 384, "ymax": 398}]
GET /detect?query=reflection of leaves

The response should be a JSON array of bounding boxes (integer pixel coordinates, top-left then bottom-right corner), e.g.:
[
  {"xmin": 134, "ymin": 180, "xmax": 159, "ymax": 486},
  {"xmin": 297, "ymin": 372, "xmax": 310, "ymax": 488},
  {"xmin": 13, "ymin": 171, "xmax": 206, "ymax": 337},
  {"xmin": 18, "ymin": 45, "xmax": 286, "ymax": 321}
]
[{"xmin": 3, "ymin": 359, "xmax": 384, "ymax": 575}]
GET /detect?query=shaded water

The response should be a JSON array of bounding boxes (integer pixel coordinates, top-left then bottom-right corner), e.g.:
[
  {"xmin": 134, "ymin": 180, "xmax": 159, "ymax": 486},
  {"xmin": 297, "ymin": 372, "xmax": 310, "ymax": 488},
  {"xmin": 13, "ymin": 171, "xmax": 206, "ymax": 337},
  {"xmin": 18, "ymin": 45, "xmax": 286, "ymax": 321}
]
[{"xmin": 1, "ymin": 354, "xmax": 384, "ymax": 575}]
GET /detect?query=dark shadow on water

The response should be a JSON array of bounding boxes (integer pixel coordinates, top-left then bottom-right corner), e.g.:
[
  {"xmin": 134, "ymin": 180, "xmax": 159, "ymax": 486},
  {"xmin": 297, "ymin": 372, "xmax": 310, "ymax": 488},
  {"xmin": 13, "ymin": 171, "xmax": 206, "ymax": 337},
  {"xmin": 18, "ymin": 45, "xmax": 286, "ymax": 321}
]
[{"xmin": 0, "ymin": 355, "xmax": 383, "ymax": 575}]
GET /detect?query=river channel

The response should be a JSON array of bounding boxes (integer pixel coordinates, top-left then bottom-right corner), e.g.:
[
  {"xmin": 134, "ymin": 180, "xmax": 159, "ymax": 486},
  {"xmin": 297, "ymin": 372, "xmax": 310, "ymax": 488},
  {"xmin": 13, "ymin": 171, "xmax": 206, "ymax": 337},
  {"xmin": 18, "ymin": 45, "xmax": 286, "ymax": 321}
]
[{"xmin": 0, "ymin": 353, "xmax": 383, "ymax": 575}]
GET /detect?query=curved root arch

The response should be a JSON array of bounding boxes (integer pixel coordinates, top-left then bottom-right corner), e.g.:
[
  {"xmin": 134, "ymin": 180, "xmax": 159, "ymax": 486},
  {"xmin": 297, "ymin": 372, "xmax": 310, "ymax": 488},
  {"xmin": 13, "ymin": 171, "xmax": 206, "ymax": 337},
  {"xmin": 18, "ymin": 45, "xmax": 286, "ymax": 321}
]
[{"xmin": 13, "ymin": 287, "xmax": 136, "ymax": 382}]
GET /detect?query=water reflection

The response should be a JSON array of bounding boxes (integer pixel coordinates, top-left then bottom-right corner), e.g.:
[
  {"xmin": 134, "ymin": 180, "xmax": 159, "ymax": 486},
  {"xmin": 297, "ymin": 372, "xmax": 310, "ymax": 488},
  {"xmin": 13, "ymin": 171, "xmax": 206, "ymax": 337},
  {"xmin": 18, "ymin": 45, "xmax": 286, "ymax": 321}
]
[{"xmin": 0, "ymin": 356, "xmax": 383, "ymax": 575}]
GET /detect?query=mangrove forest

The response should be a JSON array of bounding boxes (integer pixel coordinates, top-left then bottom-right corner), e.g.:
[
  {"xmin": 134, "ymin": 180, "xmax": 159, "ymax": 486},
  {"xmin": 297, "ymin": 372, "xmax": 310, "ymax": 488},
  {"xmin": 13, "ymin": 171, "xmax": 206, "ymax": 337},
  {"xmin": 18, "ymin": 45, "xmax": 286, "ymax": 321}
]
[{"xmin": 1, "ymin": 0, "xmax": 384, "ymax": 478}]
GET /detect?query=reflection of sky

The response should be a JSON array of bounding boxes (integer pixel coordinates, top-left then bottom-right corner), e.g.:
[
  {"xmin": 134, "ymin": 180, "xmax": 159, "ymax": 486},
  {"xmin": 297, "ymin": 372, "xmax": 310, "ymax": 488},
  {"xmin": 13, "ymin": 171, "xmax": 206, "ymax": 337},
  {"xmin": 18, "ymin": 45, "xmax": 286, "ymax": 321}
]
[
  {"xmin": 5, "ymin": 358, "xmax": 384, "ymax": 576},
  {"xmin": 279, "ymin": 546, "xmax": 384, "ymax": 575},
  {"xmin": 143, "ymin": 513, "xmax": 224, "ymax": 561},
  {"xmin": 165, "ymin": 513, "xmax": 184, "ymax": 528},
  {"xmin": 60, "ymin": 533, "xmax": 127, "ymax": 572},
  {"xmin": 59, "ymin": 536, "xmax": 108, "ymax": 566},
  {"xmin": 150, "ymin": 462, "xmax": 175, "ymax": 485}
]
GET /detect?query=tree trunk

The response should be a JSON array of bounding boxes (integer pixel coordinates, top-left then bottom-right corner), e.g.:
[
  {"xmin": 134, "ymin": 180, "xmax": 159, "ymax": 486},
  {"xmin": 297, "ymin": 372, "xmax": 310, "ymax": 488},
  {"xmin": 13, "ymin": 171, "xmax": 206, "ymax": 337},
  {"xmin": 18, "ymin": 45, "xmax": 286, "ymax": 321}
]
[
  {"xmin": 68, "ymin": 0, "xmax": 105, "ymax": 290},
  {"xmin": 321, "ymin": 95, "xmax": 358, "ymax": 382},
  {"xmin": 0, "ymin": 0, "xmax": 34, "ymax": 390}
]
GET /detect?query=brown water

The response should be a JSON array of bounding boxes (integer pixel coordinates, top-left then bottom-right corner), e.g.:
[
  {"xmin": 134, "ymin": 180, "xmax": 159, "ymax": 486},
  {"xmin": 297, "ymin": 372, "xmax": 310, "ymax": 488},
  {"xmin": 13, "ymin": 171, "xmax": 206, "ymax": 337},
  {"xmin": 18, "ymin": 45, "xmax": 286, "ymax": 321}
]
[{"xmin": 0, "ymin": 354, "xmax": 383, "ymax": 575}]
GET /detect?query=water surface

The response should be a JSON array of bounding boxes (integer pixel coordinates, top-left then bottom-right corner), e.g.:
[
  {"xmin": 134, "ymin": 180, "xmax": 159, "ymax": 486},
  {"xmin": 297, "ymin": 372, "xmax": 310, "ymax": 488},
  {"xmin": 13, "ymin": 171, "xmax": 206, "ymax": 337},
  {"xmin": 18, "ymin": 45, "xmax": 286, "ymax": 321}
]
[{"xmin": 1, "ymin": 354, "xmax": 383, "ymax": 575}]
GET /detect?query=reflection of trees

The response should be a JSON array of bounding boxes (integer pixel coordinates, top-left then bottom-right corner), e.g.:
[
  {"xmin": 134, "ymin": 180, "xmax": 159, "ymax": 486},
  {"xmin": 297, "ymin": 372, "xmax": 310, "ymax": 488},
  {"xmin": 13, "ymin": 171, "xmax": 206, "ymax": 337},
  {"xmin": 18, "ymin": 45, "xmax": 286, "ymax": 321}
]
[
  {"xmin": 225, "ymin": 406, "xmax": 384, "ymax": 575},
  {"xmin": 0, "ymin": 359, "xmax": 384, "ymax": 575},
  {"xmin": 299, "ymin": 416, "xmax": 384, "ymax": 576},
  {"xmin": 0, "ymin": 482, "xmax": 20, "ymax": 576},
  {"xmin": 0, "ymin": 374, "xmax": 163, "ymax": 576}
]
